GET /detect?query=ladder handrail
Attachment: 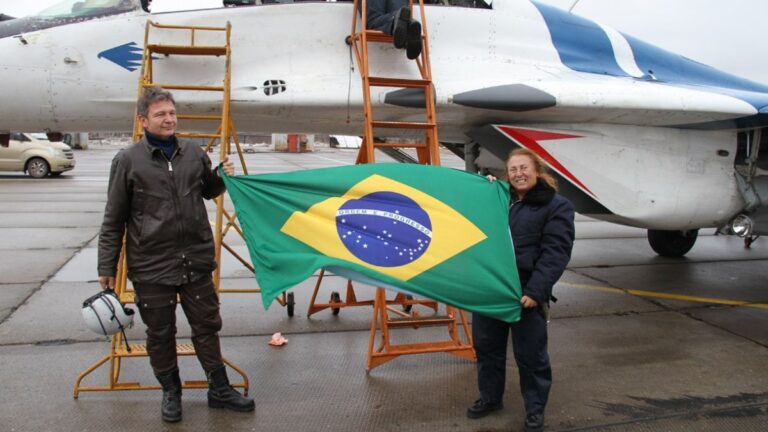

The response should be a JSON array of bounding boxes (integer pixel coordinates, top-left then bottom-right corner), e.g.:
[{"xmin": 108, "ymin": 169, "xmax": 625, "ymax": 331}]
[{"xmin": 147, "ymin": 20, "xmax": 228, "ymax": 48}]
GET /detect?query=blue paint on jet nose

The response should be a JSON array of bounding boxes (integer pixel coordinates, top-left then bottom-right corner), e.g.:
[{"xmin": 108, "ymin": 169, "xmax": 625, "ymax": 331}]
[{"xmin": 97, "ymin": 42, "xmax": 143, "ymax": 71}]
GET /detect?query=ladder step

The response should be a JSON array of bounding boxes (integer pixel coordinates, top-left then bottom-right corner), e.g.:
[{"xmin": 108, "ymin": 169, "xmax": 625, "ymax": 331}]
[
  {"xmin": 147, "ymin": 44, "xmax": 227, "ymax": 56},
  {"xmin": 177, "ymin": 114, "xmax": 223, "ymax": 121},
  {"xmin": 115, "ymin": 342, "xmax": 196, "ymax": 356},
  {"xmin": 361, "ymin": 30, "xmax": 394, "ymax": 44},
  {"xmin": 386, "ymin": 316, "xmax": 456, "ymax": 328},
  {"xmin": 176, "ymin": 132, "xmax": 223, "ymax": 139},
  {"xmin": 144, "ymin": 83, "xmax": 224, "ymax": 92},
  {"xmin": 371, "ymin": 121, "xmax": 435, "ymax": 130},
  {"xmin": 356, "ymin": 29, "xmax": 425, "ymax": 44},
  {"xmin": 135, "ymin": 132, "xmax": 222, "ymax": 139},
  {"xmin": 374, "ymin": 142, "xmax": 428, "ymax": 149},
  {"xmin": 368, "ymin": 76, "xmax": 431, "ymax": 88}
]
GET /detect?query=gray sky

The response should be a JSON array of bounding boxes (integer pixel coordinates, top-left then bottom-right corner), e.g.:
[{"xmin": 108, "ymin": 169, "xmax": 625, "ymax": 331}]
[{"xmin": 3, "ymin": 0, "xmax": 768, "ymax": 83}]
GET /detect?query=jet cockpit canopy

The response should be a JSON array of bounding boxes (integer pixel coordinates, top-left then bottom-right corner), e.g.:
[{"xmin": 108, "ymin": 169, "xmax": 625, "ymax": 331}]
[{"xmin": 32, "ymin": 0, "xmax": 140, "ymax": 19}]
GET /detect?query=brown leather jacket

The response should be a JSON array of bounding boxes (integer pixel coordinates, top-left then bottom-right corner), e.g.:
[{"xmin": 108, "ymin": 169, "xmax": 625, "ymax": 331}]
[{"xmin": 98, "ymin": 137, "xmax": 225, "ymax": 285}]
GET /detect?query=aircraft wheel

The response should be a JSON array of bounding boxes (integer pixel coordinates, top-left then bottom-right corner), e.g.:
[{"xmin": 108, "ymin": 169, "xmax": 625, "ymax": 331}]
[
  {"xmin": 330, "ymin": 291, "xmax": 341, "ymax": 315},
  {"xmin": 286, "ymin": 292, "xmax": 295, "ymax": 317},
  {"xmin": 402, "ymin": 294, "xmax": 413, "ymax": 313},
  {"xmin": 26, "ymin": 157, "xmax": 50, "ymax": 178},
  {"xmin": 647, "ymin": 229, "xmax": 698, "ymax": 257}
]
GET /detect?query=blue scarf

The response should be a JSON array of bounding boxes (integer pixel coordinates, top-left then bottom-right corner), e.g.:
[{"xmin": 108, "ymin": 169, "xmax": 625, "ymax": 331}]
[{"xmin": 144, "ymin": 130, "xmax": 177, "ymax": 160}]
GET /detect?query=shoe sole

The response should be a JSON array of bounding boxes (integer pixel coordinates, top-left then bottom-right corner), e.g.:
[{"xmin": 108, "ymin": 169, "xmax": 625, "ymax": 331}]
[
  {"xmin": 162, "ymin": 414, "xmax": 182, "ymax": 422},
  {"xmin": 406, "ymin": 20, "xmax": 422, "ymax": 59},
  {"xmin": 392, "ymin": 7, "xmax": 411, "ymax": 49},
  {"xmin": 466, "ymin": 404, "xmax": 503, "ymax": 419},
  {"xmin": 208, "ymin": 400, "xmax": 256, "ymax": 412}
]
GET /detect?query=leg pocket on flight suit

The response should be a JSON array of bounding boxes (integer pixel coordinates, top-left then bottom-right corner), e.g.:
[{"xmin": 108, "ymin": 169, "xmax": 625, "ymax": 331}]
[
  {"xmin": 135, "ymin": 288, "xmax": 178, "ymax": 328},
  {"xmin": 180, "ymin": 276, "xmax": 221, "ymax": 332},
  {"xmin": 136, "ymin": 292, "xmax": 178, "ymax": 310},
  {"xmin": 183, "ymin": 275, "xmax": 218, "ymax": 303}
]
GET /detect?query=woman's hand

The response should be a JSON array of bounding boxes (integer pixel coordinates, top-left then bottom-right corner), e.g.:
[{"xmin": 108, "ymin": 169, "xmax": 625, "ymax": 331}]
[{"xmin": 520, "ymin": 295, "xmax": 538, "ymax": 308}]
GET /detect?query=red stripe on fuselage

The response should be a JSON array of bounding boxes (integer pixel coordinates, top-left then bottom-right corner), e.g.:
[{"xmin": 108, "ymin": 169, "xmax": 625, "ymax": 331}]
[{"xmin": 497, "ymin": 126, "xmax": 596, "ymax": 197}]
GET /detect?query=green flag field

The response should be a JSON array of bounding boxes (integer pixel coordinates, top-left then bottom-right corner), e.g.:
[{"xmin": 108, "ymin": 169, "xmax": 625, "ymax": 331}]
[{"xmin": 222, "ymin": 163, "xmax": 522, "ymax": 323}]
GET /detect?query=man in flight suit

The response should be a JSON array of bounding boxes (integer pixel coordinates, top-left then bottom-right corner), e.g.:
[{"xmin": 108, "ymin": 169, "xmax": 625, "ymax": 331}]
[{"xmin": 98, "ymin": 86, "xmax": 254, "ymax": 423}]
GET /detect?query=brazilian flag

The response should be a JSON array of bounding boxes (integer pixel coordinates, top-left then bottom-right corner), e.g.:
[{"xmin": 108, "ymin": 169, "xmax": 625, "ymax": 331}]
[{"xmin": 222, "ymin": 163, "xmax": 522, "ymax": 323}]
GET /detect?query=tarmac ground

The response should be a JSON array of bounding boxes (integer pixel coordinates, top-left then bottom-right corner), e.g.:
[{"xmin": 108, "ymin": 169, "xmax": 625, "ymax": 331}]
[{"xmin": 1, "ymin": 144, "xmax": 767, "ymax": 432}]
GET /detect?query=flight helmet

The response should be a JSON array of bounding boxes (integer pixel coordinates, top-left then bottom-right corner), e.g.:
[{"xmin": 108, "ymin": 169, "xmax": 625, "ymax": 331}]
[{"xmin": 82, "ymin": 289, "xmax": 135, "ymax": 336}]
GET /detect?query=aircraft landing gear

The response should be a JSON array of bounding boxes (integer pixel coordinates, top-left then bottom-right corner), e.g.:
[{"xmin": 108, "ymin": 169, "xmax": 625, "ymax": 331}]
[
  {"xmin": 744, "ymin": 235, "xmax": 760, "ymax": 248},
  {"xmin": 285, "ymin": 292, "xmax": 295, "ymax": 317},
  {"xmin": 647, "ymin": 229, "xmax": 699, "ymax": 257}
]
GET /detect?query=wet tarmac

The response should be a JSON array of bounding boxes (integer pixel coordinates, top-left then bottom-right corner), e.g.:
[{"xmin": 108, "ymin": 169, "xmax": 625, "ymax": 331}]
[{"xmin": 0, "ymin": 145, "xmax": 767, "ymax": 431}]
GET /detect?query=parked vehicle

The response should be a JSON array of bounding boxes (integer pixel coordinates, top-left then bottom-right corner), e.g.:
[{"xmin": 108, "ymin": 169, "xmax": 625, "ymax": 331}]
[{"xmin": 0, "ymin": 133, "xmax": 76, "ymax": 178}]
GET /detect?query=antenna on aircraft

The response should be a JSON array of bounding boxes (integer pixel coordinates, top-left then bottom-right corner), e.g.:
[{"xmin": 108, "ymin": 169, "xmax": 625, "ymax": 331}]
[{"xmin": 568, "ymin": 0, "xmax": 581, "ymax": 13}]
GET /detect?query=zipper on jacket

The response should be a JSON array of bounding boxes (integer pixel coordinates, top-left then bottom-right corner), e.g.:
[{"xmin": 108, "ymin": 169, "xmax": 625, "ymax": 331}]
[{"xmin": 160, "ymin": 149, "xmax": 187, "ymax": 283}]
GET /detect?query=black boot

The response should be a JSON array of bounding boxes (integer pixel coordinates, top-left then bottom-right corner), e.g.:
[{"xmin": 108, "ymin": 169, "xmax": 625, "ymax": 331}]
[
  {"xmin": 391, "ymin": 7, "xmax": 411, "ymax": 49},
  {"xmin": 525, "ymin": 413, "xmax": 545, "ymax": 432},
  {"xmin": 405, "ymin": 19, "xmax": 422, "ymax": 60},
  {"xmin": 156, "ymin": 369, "xmax": 182, "ymax": 423},
  {"xmin": 207, "ymin": 366, "xmax": 255, "ymax": 412}
]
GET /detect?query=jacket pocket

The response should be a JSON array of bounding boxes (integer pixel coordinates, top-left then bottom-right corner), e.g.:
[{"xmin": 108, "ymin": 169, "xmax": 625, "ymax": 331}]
[
  {"xmin": 134, "ymin": 187, "xmax": 172, "ymax": 246},
  {"xmin": 181, "ymin": 182, "xmax": 214, "ymax": 242}
]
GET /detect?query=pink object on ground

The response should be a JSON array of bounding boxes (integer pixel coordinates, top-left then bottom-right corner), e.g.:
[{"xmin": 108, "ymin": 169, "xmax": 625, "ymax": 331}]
[{"xmin": 268, "ymin": 332, "xmax": 288, "ymax": 346}]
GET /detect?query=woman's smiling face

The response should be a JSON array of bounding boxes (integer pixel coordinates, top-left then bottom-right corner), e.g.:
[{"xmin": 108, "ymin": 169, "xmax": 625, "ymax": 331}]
[{"xmin": 506, "ymin": 154, "xmax": 539, "ymax": 198}]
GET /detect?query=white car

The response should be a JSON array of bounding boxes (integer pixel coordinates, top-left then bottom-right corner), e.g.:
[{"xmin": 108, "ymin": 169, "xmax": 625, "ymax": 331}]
[{"xmin": 0, "ymin": 133, "xmax": 76, "ymax": 178}]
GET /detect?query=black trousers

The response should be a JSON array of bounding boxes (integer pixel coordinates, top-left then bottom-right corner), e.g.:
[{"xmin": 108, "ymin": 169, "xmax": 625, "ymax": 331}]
[
  {"xmin": 360, "ymin": 0, "xmax": 409, "ymax": 32},
  {"xmin": 472, "ymin": 308, "xmax": 552, "ymax": 416},
  {"xmin": 134, "ymin": 275, "xmax": 223, "ymax": 375}
]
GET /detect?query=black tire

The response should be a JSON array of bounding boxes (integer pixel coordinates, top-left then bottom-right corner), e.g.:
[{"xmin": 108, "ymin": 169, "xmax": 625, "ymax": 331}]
[
  {"xmin": 286, "ymin": 292, "xmax": 295, "ymax": 317},
  {"xmin": 330, "ymin": 291, "xmax": 341, "ymax": 315},
  {"xmin": 402, "ymin": 294, "xmax": 413, "ymax": 313},
  {"xmin": 647, "ymin": 229, "xmax": 698, "ymax": 257},
  {"xmin": 26, "ymin": 157, "xmax": 50, "ymax": 178}
]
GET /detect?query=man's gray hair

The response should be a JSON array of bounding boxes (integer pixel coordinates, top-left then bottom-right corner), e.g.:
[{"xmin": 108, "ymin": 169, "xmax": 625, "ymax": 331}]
[{"xmin": 137, "ymin": 86, "xmax": 175, "ymax": 117}]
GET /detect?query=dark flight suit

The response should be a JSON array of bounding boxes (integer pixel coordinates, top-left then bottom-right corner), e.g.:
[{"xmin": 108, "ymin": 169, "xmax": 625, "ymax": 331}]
[{"xmin": 473, "ymin": 180, "xmax": 575, "ymax": 416}]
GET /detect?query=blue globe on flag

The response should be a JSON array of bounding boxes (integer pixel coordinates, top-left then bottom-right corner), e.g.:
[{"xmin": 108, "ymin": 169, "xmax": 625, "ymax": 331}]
[{"xmin": 336, "ymin": 191, "xmax": 432, "ymax": 267}]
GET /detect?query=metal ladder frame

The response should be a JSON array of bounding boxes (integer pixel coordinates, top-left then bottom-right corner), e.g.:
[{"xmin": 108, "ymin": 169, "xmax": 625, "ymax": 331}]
[{"xmin": 307, "ymin": 0, "xmax": 475, "ymax": 371}]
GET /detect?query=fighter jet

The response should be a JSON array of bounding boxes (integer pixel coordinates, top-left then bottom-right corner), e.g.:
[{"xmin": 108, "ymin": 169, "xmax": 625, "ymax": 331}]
[{"xmin": 1, "ymin": 0, "xmax": 766, "ymax": 256}]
